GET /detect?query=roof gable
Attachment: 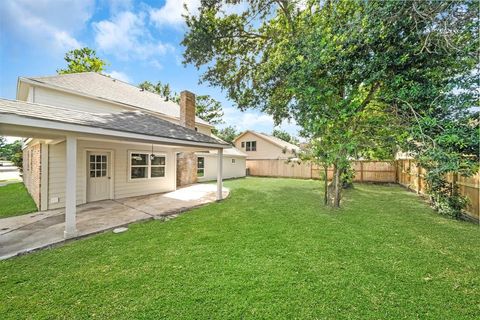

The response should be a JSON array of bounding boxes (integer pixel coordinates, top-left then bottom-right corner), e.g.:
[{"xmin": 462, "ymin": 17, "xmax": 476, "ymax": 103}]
[
  {"xmin": 20, "ymin": 72, "xmax": 212, "ymax": 127},
  {"xmin": 234, "ymin": 130, "xmax": 300, "ymax": 152}
]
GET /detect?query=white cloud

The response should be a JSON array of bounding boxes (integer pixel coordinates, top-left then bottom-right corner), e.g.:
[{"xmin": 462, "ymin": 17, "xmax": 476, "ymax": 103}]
[
  {"xmin": 103, "ymin": 0, "xmax": 133, "ymax": 14},
  {"xmin": 149, "ymin": 0, "xmax": 200, "ymax": 28},
  {"xmin": 105, "ymin": 70, "xmax": 131, "ymax": 83},
  {"xmin": 149, "ymin": 0, "xmax": 249, "ymax": 28},
  {"xmin": 149, "ymin": 60, "xmax": 163, "ymax": 70},
  {"xmin": 93, "ymin": 11, "xmax": 174, "ymax": 60},
  {"xmin": 53, "ymin": 31, "xmax": 83, "ymax": 50},
  {"xmin": 0, "ymin": 0, "xmax": 93, "ymax": 52}
]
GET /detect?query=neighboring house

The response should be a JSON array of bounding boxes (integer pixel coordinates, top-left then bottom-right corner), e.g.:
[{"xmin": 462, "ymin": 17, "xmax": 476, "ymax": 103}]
[
  {"xmin": 0, "ymin": 72, "xmax": 246, "ymax": 238},
  {"xmin": 233, "ymin": 130, "xmax": 300, "ymax": 160}
]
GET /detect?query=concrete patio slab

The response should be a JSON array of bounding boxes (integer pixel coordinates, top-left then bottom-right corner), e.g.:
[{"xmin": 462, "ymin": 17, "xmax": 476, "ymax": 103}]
[{"xmin": 0, "ymin": 183, "xmax": 229, "ymax": 260}]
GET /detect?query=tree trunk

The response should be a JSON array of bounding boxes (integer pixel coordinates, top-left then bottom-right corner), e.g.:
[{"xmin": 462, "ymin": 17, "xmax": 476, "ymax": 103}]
[
  {"xmin": 333, "ymin": 164, "xmax": 341, "ymax": 207},
  {"xmin": 326, "ymin": 164, "xmax": 343, "ymax": 207},
  {"xmin": 323, "ymin": 165, "xmax": 328, "ymax": 205}
]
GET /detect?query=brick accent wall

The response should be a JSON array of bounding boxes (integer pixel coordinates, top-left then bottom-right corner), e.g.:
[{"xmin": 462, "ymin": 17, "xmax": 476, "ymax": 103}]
[
  {"xmin": 179, "ymin": 90, "xmax": 196, "ymax": 129},
  {"xmin": 22, "ymin": 143, "xmax": 41, "ymax": 209},
  {"xmin": 177, "ymin": 90, "xmax": 198, "ymax": 186},
  {"xmin": 177, "ymin": 152, "xmax": 198, "ymax": 187}
]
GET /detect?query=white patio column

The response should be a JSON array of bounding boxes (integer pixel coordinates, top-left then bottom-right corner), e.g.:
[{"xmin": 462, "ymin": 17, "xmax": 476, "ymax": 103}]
[
  {"xmin": 64, "ymin": 135, "xmax": 78, "ymax": 239},
  {"xmin": 217, "ymin": 148, "xmax": 223, "ymax": 200}
]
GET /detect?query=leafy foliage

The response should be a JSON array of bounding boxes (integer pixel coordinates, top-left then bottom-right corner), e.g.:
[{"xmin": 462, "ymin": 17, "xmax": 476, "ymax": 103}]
[
  {"xmin": 183, "ymin": 0, "xmax": 479, "ymax": 213},
  {"xmin": 196, "ymin": 95, "xmax": 224, "ymax": 125},
  {"xmin": 215, "ymin": 126, "xmax": 239, "ymax": 145},
  {"xmin": 0, "ymin": 138, "xmax": 22, "ymax": 168},
  {"xmin": 57, "ymin": 48, "xmax": 107, "ymax": 74},
  {"xmin": 139, "ymin": 81, "xmax": 175, "ymax": 101}
]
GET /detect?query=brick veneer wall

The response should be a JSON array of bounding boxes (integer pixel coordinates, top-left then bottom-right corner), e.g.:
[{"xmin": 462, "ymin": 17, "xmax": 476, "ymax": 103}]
[
  {"xmin": 22, "ymin": 143, "xmax": 41, "ymax": 209},
  {"xmin": 177, "ymin": 90, "xmax": 198, "ymax": 186},
  {"xmin": 176, "ymin": 152, "xmax": 198, "ymax": 187}
]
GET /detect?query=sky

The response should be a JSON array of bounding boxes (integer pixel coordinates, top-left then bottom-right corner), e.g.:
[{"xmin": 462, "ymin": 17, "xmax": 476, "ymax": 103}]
[{"xmin": 0, "ymin": 0, "xmax": 301, "ymax": 141}]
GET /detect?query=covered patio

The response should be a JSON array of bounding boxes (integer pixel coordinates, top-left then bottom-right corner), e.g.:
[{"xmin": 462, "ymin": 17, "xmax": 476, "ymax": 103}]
[
  {"xmin": 0, "ymin": 183, "xmax": 229, "ymax": 260},
  {"xmin": 0, "ymin": 98, "xmax": 230, "ymax": 247}
]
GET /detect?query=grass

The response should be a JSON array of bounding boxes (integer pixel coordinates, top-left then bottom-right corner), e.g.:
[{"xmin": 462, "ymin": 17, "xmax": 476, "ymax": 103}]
[
  {"xmin": 0, "ymin": 177, "xmax": 479, "ymax": 319},
  {"xmin": 0, "ymin": 182, "xmax": 37, "ymax": 218}
]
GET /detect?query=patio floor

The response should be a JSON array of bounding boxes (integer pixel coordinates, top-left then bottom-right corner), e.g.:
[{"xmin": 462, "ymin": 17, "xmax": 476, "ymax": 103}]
[{"xmin": 0, "ymin": 183, "xmax": 229, "ymax": 260}]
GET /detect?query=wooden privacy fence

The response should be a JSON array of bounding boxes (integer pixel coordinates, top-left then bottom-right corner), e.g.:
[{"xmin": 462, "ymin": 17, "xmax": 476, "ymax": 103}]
[
  {"xmin": 246, "ymin": 159, "xmax": 397, "ymax": 182},
  {"xmin": 246, "ymin": 159, "xmax": 479, "ymax": 221},
  {"xmin": 396, "ymin": 159, "xmax": 479, "ymax": 221}
]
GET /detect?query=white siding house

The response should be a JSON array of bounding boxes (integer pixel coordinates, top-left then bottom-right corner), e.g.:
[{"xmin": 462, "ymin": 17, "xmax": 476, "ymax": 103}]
[
  {"xmin": 233, "ymin": 130, "xmax": 300, "ymax": 160},
  {"xmin": 0, "ymin": 72, "xmax": 247, "ymax": 238}
]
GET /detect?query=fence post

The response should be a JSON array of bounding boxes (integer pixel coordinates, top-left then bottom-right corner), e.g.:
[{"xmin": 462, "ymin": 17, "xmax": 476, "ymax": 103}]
[
  {"xmin": 452, "ymin": 172, "xmax": 458, "ymax": 196},
  {"xmin": 360, "ymin": 161, "xmax": 364, "ymax": 182},
  {"xmin": 417, "ymin": 164, "xmax": 421, "ymax": 194},
  {"xmin": 408, "ymin": 159, "xmax": 412, "ymax": 187},
  {"xmin": 395, "ymin": 160, "xmax": 398, "ymax": 183}
]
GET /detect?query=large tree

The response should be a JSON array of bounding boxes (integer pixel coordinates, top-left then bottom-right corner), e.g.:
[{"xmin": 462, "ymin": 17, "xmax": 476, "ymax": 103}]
[
  {"xmin": 183, "ymin": 0, "xmax": 478, "ymax": 210},
  {"xmin": 57, "ymin": 47, "xmax": 107, "ymax": 74}
]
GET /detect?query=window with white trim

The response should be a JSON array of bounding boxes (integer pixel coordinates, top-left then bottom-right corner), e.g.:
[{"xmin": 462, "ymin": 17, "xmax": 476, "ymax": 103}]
[
  {"xmin": 231, "ymin": 159, "xmax": 236, "ymax": 164},
  {"xmin": 150, "ymin": 155, "xmax": 166, "ymax": 178},
  {"xmin": 129, "ymin": 152, "xmax": 166, "ymax": 180},
  {"xmin": 197, "ymin": 157, "xmax": 205, "ymax": 177},
  {"xmin": 241, "ymin": 141, "xmax": 245, "ymax": 148},
  {"xmin": 246, "ymin": 141, "xmax": 257, "ymax": 151}
]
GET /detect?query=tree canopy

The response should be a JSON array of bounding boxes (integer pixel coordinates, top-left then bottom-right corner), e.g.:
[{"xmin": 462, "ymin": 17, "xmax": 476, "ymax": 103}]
[
  {"xmin": 0, "ymin": 138, "xmax": 22, "ymax": 168},
  {"xmin": 57, "ymin": 47, "xmax": 108, "ymax": 74},
  {"xmin": 183, "ymin": 0, "xmax": 479, "ymax": 212},
  {"xmin": 215, "ymin": 126, "xmax": 239, "ymax": 145}
]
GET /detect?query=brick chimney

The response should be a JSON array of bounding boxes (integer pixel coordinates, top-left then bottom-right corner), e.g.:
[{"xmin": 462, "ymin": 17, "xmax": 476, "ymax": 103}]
[
  {"xmin": 180, "ymin": 90, "xmax": 196, "ymax": 129},
  {"xmin": 177, "ymin": 90, "xmax": 198, "ymax": 187}
]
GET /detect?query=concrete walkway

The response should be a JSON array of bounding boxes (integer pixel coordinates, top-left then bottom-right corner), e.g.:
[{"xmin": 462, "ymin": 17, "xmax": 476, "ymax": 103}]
[
  {"xmin": 0, "ymin": 184, "xmax": 229, "ymax": 260},
  {"xmin": 0, "ymin": 161, "xmax": 22, "ymax": 186}
]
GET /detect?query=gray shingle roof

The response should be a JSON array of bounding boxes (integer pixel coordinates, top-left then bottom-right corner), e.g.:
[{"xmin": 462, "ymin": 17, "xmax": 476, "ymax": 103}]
[
  {"xmin": 22, "ymin": 72, "xmax": 212, "ymax": 126},
  {"xmin": 0, "ymin": 98, "xmax": 228, "ymax": 146}
]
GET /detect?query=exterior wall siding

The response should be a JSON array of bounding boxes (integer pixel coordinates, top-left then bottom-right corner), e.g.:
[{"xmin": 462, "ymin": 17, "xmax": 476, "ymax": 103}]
[
  {"xmin": 234, "ymin": 132, "xmax": 295, "ymax": 160},
  {"xmin": 197, "ymin": 154, "xmax": 246, "ymax": 182},
  {"xmin": 47, "ymin": 139, "xmax": 176, "ymax": 209},
  {"xmin": 22, "ymin": 142, "xmax": 41, "ymax": 209},
  {"xmin": 33, "ymin": 86, "xmax": 124, "ymax": 113},
  {"xmin": 31, "ymin": 85, "xmax": 213, "ymax": 135}
]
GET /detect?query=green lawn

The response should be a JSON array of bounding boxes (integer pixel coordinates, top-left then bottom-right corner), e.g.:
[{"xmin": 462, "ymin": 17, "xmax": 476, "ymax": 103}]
[
  {"xmin": 0, "ymin": 178, "xmax": 479, "ymax": 319},
  {"xmin": 0, "ymin": 182, "xmax": 37, "ymax": 218}
]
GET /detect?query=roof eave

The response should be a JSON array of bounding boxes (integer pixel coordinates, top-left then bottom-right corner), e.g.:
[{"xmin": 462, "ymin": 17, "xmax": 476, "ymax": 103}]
[{"xmin": 0, "ymin": 113, "xmax": 229, "ymax": 149}]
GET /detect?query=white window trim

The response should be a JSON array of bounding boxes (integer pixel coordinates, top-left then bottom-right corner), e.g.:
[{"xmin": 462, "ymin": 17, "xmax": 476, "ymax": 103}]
[
  {"xmin": 231, "ymin": 158, "xmax": 236, "ymax": 164},
  {"xmin": 246, "ymin": 141, "xmax": 257, "ymax": 151},
  {"xmin": 128, "ymin": 151, "xmax": 167, "ymax": 182},
  {"xmin": 150, "ymin": 154, "xmax": 167, "ymax": 179},
  {"xmin": 197, "ymin": 156, "xmax": 205, "ymax": 177}
]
